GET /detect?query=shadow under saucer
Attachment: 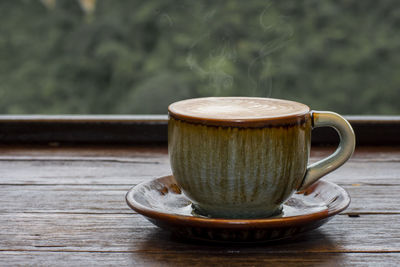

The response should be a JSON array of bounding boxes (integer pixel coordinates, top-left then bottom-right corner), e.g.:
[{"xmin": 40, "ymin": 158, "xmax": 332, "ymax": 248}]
[{"xmin": 132, "ymin": 227, "xmax": 346, "ymax": 266}]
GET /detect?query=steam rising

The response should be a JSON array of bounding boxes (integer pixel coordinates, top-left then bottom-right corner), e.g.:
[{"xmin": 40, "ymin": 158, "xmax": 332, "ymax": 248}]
[
  {"xmin": 186, "ymin": 38, "xmax": 235, "ymax": 95},
  {"xmin": 186, "ymin": 2, "xmax": 293, "ymax": 98}
]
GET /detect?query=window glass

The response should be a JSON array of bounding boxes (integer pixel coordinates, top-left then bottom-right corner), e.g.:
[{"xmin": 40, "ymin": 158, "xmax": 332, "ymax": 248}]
[{"xmin": 1, "ymin": 0, "xmax": 399, "ymax": 114}]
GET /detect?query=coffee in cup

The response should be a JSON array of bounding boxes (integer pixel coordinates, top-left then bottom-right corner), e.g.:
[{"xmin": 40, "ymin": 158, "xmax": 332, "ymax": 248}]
[{"xmin": 168, "ymin": 97, "xmax": 355, "ymax": 218}]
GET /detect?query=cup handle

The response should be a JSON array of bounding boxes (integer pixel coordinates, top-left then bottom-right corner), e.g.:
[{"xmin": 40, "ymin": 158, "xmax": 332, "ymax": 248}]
[{"xmin": 298, "ymin": 111, "xmax": 356, "ymax": 191}]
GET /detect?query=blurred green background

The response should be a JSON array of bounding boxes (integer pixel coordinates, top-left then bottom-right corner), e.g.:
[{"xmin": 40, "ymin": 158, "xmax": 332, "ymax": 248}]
[{"xmin": 1, "ymin": 0, "xmax": 399, "ymax": 114}]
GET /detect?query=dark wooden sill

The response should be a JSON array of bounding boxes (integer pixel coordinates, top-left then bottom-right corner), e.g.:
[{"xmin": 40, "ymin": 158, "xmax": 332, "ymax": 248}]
[{"xmin": 0, "ymin": 115, "xmax": 398, "ymax": 146}]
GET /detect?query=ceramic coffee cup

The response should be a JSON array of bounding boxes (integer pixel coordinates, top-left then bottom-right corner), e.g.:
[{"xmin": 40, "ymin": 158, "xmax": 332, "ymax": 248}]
[{"xmin": 168, "ymin": 97, "xmax": 355, "ymax": 219}]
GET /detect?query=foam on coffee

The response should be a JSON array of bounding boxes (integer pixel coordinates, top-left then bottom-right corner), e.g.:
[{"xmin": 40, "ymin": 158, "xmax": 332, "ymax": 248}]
[{"xmin": 169, "ymin": 97, "xmax": 310, "ymax": 121}]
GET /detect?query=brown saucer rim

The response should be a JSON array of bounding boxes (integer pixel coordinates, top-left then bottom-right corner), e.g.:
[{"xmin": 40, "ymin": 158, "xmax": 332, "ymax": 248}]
[{"xmin": 126, "ymin": 175, "xmax": 350, "ymax": 229}]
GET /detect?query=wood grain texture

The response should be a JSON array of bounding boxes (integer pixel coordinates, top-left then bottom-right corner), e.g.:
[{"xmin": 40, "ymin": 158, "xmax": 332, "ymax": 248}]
[
  {"xmin": 0, "ymin": 146, "xmax": 398, "ymax": 186},
  {"xmin": 1, "ymin": 213, "xmax": 400, "ymax": 252},
  {"xmin": 1, "ymin": 251, "xmax": 399, "ymax": 267},
  {"xmin": 0, "ymin": 184, "xmax": 399, "ymax": 214},
  {"xmin": 0, "ymin": 160, "xmax": 399, "ymax": 185},
  {"xmin": 0, "ymin": 145, "xmax": 399, "ymax": 266}
]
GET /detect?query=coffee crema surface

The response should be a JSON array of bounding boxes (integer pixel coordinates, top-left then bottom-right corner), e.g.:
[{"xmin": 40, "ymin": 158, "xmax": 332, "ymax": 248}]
[{"xmin": 168, "ymin": 97, "xmax": 310, "ymax": 127}]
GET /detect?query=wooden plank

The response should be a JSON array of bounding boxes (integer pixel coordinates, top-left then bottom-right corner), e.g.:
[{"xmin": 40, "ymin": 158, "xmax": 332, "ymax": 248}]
[
  {"xmin": 0, "ymin": 115, "xmax": 168, "ymax": 123},
  {"xmin": 312, "ymin": 146, "xmax": 400, "ymax": 161},
  {"xmin": 0, "ymin": 116, "xmax": 168, "ymax": 145},
  {"xmin": 0, "ymin": 155, "xmax": 398, "ymax": 185},
  {"xmin": 0, "ymin": 160, "xmax": 171, "ymax": 185},
  {"xmin": 0, "ymin": 185, "xmax": 132, "ymax": 214},
  {"xmin": 323, "ymin": 161, "xmax": 400, "ymax": 185},
  {"xmin": 0, "ymin": 146, "xmax": 397, "ymax": 265},
  {"xmin": 0, "ymin": 145, "xmax": 397, "ymax": 159},
  {"xmin": 0, "ymin": 147, "xmax": 398, "ymax": 214},
  {"xmin": 0, "ymin": 115, "xmax": 399, "ymax": 145},
  {"xmin": 0, "ymin": 183, "xmax": 398, "ymax": 214},
  {"xmin": 343, "ymin": 185, "xmax": 400, "ymax": 213},
  {"xmin": 0, "ymin": 145, "xmax": 168, "ymax": 158},
  {"xmin": 0, "ymin": 213, "xmax": 399, "ymax": 252},
  {"xmin": 0, "ymin": 251, "xmax": 399, "ymax": 267}
]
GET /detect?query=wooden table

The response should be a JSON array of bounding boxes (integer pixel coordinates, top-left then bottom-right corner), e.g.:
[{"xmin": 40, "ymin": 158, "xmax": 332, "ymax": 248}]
[{"xmin": 1, "ymin": 145, "xmax": 399, "ymax": 266}]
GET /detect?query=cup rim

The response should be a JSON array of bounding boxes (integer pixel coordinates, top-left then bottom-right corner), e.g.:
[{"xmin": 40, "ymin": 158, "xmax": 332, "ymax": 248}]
[{"xmin": 168, "ymin": 97, "xmax": 311, "ymax": 127}]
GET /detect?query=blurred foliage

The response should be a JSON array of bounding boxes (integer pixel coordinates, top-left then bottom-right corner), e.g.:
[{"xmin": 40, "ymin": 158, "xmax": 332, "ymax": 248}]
[{"xmin": 0, "ymin": 0, "xmax": 399, "ymax": 114}]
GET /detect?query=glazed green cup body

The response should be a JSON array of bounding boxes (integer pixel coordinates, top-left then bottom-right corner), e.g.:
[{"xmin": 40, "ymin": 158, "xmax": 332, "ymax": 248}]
[{"xmin": 168, "ymin": 97, "xmax": 355, "ymax": 219}]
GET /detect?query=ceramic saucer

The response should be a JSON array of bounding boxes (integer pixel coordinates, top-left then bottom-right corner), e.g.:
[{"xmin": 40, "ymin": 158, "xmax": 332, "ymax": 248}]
[{"xmin": 126, "ymin": 175, "xmax": 350, "ymax": 243}]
